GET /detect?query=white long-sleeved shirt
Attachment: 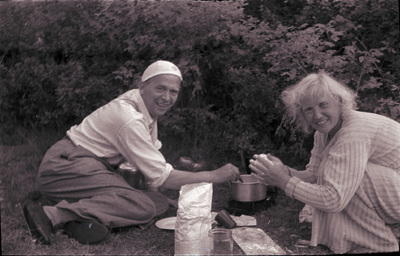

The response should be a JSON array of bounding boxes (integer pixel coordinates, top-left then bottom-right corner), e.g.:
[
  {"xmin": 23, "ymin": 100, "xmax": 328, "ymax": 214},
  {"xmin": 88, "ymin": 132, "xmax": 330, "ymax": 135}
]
[
  {"xmin": 285, "ymin": 111, "xmax": 400, "ymax": 253},
  {"xmin": 66, "ymin": 89, "xmax": 173, "ymax": 190}
]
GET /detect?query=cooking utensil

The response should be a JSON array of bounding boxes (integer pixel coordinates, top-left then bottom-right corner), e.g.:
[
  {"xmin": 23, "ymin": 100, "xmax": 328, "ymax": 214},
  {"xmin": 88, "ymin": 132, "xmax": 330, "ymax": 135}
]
[
  {"xmin": 231, "ymin": 174, "xmax": 267, "ymax": 202},
  {"xmin": 118, "ymin": 162, "xmax": 147, "ymax": 190},
  {"xmin": 215, "ymin": 209, "xmax": 237, "ymax": 229},
  {"xmin": 237, "ymin": 151, "xmax": 250, "ymax": 182}
]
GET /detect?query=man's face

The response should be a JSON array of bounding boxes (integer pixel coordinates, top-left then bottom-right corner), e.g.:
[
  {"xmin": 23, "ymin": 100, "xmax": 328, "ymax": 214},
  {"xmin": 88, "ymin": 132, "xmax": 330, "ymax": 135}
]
[{"xmin": 139, "ymin": 74, "xmax": 181, "ymax": 118}]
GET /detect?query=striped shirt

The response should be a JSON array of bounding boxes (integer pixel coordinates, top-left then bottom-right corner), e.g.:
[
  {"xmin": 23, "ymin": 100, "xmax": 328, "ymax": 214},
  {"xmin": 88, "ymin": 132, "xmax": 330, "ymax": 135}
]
[{"xmin": 285, "ymin": 111, "xmax": 400, "ymax": 253}]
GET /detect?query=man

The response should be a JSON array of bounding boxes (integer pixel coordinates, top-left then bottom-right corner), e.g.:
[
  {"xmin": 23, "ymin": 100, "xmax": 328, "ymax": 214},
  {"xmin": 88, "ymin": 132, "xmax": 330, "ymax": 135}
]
[{"xmin": 24, "ymin": 60, "xmax": 240, "ymax": 245}]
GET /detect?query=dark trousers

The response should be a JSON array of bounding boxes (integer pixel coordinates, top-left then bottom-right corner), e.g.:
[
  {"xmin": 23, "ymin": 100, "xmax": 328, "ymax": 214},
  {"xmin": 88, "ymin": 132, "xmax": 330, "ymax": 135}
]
[{"xmin": 38, "ymin": 138, "xmax": 156, "ymax": 228}]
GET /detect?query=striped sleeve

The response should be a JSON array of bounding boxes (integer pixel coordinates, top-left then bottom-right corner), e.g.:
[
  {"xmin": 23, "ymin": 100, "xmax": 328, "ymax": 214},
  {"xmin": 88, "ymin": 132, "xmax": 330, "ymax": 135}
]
[
  {"xmin": 305, "ymin": 132, "xmax": 323, "ymax": 174},
  {"xmin": 285, "ymin": 140, "xmax": 370, "ymax": 212}
]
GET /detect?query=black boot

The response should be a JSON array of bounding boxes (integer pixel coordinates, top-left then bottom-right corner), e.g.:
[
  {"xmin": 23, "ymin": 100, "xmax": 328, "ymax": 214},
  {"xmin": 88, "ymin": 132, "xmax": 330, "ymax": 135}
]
[
  {"xmin": 23, "ymin": 202, "xmax": 52, "ymax": 245},
  {"xmin": 63, "ymin": 220, "xmax": 110, "ymax": 244}
]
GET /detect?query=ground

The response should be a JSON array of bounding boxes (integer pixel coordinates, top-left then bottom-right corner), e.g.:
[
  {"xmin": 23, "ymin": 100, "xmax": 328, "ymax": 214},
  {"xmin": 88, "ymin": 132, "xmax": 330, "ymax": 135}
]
[{"xmin": 1, "ymin": 142, "xmax": 332, "ymax": 255}]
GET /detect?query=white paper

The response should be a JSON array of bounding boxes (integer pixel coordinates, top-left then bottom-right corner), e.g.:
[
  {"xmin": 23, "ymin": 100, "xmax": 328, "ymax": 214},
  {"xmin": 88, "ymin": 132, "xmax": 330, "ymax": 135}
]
[{"xmin": 174, "ymin": 182, "xmax": 213, "ymax": 255}]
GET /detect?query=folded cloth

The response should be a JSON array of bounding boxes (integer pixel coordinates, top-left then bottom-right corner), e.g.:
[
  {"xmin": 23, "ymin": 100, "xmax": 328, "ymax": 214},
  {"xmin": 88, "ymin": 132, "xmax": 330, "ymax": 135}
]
[
  {"xmin": 23, "ymin": 202, "xmax": 52, "ymax": 245},
  {"xmin": 63, "ymin": 220, "xmax": 110, "ymax": 244}
]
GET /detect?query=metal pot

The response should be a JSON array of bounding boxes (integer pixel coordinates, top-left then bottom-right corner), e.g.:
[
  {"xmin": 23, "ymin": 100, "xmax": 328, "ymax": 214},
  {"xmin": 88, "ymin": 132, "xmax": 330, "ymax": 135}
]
[
  {"xmin": 231, "ymin": 174, "xmax": 266, "ymax": 202},
  {"xmin": 118, "ymin": 162, "xmax": 147, "ymax": 190}
]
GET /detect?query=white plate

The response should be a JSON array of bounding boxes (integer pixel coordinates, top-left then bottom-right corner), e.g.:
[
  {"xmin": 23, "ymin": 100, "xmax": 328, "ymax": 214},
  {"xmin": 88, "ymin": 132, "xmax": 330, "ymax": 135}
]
[{"xmin": 155, "ymin": 217, "xmax": 176, "ymax": 230}]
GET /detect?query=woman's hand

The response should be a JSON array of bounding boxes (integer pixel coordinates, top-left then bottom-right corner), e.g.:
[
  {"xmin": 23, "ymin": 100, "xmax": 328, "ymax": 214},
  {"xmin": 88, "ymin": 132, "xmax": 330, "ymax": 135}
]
[{"xmin": 249, "ymin": 154, "xmax": 291, "ymax": 190}]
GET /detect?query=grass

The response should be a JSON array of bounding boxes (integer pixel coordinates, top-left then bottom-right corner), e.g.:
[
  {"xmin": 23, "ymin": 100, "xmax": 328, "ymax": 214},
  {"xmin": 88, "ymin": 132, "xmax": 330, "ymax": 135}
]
[{"xmin": 0, "ymin": 127, "xmax": 332, "ymax": 255}]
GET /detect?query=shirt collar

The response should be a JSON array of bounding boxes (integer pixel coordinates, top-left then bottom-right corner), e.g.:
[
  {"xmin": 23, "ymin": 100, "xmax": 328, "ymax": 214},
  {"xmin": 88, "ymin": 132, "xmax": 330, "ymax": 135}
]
[{"xmin": 133, "ymin": 89, "xmax": 157, "ymax": 127}]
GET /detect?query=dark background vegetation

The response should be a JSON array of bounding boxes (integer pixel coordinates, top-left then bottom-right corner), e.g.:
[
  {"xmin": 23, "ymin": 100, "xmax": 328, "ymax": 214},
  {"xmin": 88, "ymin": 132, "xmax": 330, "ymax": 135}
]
[
  {"xmin": 1, "ymin": 0, "xmax": 399, "ymax": 166},
  {"xmin": 0, "ymin": 0, "xmax": 399, "ymax": 255}
]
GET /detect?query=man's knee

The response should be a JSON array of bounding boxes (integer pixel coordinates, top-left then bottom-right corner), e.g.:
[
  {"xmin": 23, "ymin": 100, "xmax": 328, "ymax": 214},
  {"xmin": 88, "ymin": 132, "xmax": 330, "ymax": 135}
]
[{"xmin": 119, "ymin": 190, "xmax": 157, "ymax": 222}]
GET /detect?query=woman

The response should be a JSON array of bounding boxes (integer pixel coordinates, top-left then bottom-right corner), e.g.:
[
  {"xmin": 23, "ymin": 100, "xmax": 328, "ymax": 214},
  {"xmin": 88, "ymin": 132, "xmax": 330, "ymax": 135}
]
[{"xmin": 250, "ymin": 71, "xmax": 400, "ymax": 253}]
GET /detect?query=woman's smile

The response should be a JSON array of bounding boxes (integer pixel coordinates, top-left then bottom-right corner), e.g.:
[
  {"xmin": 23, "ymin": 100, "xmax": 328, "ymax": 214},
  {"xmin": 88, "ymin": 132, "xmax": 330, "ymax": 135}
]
[
  {"xmin": 301, "ymin": 93, "xmax": 342, "ymax": 137},
  {"xmin": 315, "ymin": 118, "xmax": 328, "ymax": 127}
]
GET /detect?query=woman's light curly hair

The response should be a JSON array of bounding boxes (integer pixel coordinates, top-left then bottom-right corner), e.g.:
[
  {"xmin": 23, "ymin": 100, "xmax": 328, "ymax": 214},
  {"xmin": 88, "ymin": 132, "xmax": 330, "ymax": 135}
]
[{"xmin": 280, "ymin": 71, "xmax": 358, "ymax": 134}]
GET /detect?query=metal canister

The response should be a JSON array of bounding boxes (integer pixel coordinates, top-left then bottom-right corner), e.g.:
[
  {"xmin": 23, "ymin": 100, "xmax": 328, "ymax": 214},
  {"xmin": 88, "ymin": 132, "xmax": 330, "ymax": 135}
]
[{"xmin": 118, "ymin": 162, "xmax": 147, "ymax": 190}]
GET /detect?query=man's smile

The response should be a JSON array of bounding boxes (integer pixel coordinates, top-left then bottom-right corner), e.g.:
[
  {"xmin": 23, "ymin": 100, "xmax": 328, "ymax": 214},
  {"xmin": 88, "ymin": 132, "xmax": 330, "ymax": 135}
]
[{"xmin": 156, "ymin": 101, "xmax": 171, "ymax": 108}]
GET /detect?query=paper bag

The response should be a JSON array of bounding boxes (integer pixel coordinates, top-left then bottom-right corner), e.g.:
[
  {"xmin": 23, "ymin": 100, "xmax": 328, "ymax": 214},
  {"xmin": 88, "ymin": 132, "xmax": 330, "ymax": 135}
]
[{"xmin": 174, "ymin": 182, "xmax": 213, "ymax": 255}]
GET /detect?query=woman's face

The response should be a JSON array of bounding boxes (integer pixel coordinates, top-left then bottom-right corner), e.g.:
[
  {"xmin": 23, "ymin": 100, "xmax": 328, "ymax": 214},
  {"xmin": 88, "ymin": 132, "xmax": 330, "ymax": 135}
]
[
  {"xmin": 300, "ymin": 93, "xmax": 342, "ymax": 137},
  {"xmin": 139, "ymin": 74, "xmax": 181, "ymax": 118}
]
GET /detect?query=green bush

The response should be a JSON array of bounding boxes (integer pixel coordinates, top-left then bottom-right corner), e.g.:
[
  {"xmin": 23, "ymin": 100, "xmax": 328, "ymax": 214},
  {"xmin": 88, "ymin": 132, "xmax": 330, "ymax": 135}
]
[{"xmin": 1, "ymin": 0, "xmax": 398, "ymax": 165}]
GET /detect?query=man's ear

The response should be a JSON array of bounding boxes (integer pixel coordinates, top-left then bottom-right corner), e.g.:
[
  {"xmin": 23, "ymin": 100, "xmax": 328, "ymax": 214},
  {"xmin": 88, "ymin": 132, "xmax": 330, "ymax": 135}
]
[
  {"xmin": 138, "ymin": 81, "xmax": 146, "ymax": 92},
  {"xmin": 137, "ymin": 81, "xmax": 144, "ymax": 96}
]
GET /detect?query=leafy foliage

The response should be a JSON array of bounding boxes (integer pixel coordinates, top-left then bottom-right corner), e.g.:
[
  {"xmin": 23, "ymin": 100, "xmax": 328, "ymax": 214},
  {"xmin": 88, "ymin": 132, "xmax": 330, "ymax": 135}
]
[{"xmin": 1, "ymin": 0, "xmax": 399, "ymax": 165}]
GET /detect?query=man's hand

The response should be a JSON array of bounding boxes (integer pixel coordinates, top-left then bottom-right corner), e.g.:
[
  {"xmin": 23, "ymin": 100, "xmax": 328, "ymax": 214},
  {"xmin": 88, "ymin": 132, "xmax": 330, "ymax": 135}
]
[
  {"xmin": 161, "ymin": 163, "xmax": 241, "ymax": 190},
  {"xmin": 211, "ymin": 163, "xmax": 241, "ymax": 183}
]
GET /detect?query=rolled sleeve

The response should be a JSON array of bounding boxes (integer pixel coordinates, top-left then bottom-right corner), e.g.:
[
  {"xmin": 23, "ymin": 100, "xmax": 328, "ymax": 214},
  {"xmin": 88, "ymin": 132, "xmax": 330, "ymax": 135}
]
[
  {"xmin": 154, "ymin": 140, "xmax": 162, "ymax": 150},
  {"xmin": 147, "ymin": 163, "xmax": 173, "ymax": 190},
  {"xmin": 116, "ymin": 120, "xmax": 170, "ymax": 190}
]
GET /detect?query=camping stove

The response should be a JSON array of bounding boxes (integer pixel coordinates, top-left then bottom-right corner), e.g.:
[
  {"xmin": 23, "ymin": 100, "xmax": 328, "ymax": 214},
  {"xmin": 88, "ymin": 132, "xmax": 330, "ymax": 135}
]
[{"xmin": 225, "ymin": 187, "xmax": 278, "ymax": 216}]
